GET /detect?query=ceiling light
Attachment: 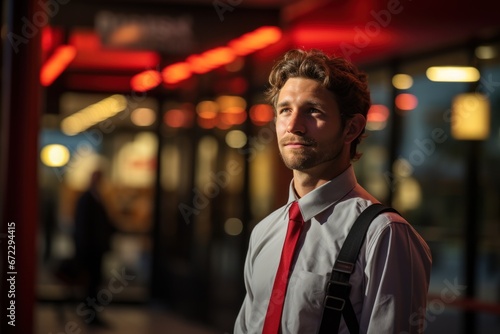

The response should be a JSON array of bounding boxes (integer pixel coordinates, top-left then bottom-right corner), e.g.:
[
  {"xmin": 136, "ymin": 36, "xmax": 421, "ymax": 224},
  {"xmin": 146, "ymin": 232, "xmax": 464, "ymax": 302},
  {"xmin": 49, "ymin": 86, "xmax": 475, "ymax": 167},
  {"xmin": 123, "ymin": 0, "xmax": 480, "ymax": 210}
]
[{"xmin": 426, "ymin": 66, "xmax": 480, "ymax": 82}]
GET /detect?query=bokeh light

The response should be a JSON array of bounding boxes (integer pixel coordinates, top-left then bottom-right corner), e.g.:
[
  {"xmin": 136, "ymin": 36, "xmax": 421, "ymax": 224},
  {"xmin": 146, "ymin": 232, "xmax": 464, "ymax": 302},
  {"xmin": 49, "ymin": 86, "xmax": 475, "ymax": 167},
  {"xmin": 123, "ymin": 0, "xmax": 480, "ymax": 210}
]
[{"xmin": 40, "ymin": 144, "xmax": 70, "ymax": 167}]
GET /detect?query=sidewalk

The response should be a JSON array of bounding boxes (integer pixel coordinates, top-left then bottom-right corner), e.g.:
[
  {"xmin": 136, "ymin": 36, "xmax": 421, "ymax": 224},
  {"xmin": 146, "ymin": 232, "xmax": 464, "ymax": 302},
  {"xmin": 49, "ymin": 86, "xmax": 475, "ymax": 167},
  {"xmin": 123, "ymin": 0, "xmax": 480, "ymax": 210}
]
[{"xmin": 36, "ymin": 303, "xmax": 224, "ymax": 334}]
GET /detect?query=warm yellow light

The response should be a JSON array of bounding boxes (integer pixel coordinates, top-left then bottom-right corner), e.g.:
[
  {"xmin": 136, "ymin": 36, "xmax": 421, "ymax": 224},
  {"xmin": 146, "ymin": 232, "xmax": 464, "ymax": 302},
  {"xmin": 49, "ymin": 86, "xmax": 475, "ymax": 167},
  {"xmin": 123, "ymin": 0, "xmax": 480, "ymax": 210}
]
[
  {"xmin": 452, "ymin": 93, "xmax": 490, "ymax": 140},
  {"xmin": 216, "ymin": 95, "xmax": 247, "ymax": 111},
  {"xmin": 61, "ymin": 94, "xmax": 127, "ymax": 135},
  {"xmin": 392, "ymin": 74, "xmax": 413, "ymax": 89},
  {"xmin": 426, "ymin": 66, "xmax": 480, "ymax": 82},
  {"xmin": 393, "ymin": 177, "xmax": 422, "ymax": 211},
  {"xmin": 475, "ymin": 45, "xmax": 497, "ymax": 60},
  {"xmin": 131, "ymin": 108, "xmax": 156, "ymax": 126},
  {"xmin": 219, "ymin": 107, "xmax": 247, "ymax": 127},
  {"xmin": 225, "ymin": 130, "xmax": 247, "ymax": 148},
  {"xmin": 40, "ymin": 144, "xmax": 70, "ymax": 167},
  {"xmin": 224, "ymin": 218, "xmax": 243, "ymax": 236},
  {"xmin": 196, "ymin": 100, "xmax": 219, "ymax": 119}
]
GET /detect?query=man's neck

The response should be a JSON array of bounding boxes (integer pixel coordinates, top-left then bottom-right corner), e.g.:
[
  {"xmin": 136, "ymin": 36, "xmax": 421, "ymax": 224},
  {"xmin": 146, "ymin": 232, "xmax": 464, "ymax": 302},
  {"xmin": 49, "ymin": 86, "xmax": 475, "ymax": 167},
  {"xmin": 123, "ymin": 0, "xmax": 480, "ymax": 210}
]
[{"xmin": 292, "ymin": 164, "xmax": 351, "ymax": 198}]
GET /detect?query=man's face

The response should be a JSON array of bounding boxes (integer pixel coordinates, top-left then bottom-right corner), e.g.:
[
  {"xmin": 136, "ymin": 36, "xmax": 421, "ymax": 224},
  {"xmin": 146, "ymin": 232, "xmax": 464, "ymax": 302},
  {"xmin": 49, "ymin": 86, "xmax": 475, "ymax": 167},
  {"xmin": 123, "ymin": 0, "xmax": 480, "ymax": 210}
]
[{"xmin": 275, "ymin": 77, "xmax": 349, "ymax": 173}]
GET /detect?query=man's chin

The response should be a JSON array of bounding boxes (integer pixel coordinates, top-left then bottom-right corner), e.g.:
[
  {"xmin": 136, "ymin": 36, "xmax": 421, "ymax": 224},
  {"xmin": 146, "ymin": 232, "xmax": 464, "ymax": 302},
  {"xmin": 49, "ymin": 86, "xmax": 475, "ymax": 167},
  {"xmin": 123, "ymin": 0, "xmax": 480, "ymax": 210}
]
[{"xmin": 281, "ymin": 157, "xmax": 314, "ymax": 171}]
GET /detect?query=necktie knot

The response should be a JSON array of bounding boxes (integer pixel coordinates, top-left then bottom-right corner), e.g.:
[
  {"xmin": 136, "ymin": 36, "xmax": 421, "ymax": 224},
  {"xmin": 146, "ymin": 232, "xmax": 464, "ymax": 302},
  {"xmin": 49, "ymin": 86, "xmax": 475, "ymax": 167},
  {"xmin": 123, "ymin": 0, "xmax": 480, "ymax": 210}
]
[{"xmin": 289, "ymin": 201, "xmax": 303, "ymax": 223}]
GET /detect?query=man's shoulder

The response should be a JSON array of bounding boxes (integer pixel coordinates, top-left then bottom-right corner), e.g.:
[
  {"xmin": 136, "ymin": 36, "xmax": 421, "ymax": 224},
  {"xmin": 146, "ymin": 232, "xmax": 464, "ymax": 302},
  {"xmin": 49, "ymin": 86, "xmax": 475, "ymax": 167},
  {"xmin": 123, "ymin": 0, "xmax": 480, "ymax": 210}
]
[
  {"xmin": 365, "ymin": 208, "xmax": 431, "ymax": 257},
  {"xmin": 337, "ymin": 194, "xmax": 413, "ymax": 238}
]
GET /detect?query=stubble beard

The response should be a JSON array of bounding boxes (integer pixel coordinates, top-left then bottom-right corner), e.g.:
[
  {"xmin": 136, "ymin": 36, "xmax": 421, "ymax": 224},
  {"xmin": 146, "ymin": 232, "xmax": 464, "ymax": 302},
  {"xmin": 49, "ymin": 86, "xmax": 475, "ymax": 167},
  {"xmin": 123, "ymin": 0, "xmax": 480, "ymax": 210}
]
[{"xmin": 279, "ymin": 141, "xmax": 345, "ymax": 172}]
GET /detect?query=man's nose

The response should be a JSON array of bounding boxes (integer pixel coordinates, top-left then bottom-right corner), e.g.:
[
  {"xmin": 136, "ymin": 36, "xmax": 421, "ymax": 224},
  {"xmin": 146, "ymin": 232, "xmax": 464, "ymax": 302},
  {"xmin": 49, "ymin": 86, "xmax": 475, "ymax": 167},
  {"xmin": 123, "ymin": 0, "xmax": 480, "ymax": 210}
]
[{"xmin": 287, "ymin": 111, "xmax": 306, "ymax": 134}]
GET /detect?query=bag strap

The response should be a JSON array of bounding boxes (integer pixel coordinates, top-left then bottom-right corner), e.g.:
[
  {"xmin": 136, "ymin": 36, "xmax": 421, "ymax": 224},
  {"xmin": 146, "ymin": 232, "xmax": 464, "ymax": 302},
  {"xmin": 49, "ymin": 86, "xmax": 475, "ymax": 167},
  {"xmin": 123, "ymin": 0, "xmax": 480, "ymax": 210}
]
[{"xmin": 317, "ymin": 203, "xmax": 399, "ymax": 334}]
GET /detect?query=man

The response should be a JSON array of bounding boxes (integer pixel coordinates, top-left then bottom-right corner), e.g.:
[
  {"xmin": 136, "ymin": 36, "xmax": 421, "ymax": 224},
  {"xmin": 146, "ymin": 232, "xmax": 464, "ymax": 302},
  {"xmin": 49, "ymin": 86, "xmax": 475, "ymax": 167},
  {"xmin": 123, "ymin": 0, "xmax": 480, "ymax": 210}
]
[
  {"xmin": 74, "ymin": 170, "xmax": 116, "ymax": 327},
  {"xmin": 234, "ymin": 49, "xmax": 432, "ymax": 333}
]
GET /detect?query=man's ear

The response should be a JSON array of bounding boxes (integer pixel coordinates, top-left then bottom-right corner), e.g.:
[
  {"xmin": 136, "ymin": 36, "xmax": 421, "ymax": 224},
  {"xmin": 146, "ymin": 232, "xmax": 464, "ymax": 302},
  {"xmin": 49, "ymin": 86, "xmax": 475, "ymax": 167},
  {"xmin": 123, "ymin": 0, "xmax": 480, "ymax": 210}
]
[{"xmin": 343, "ymin": 114, "xmax": 366, "ymax": 144}]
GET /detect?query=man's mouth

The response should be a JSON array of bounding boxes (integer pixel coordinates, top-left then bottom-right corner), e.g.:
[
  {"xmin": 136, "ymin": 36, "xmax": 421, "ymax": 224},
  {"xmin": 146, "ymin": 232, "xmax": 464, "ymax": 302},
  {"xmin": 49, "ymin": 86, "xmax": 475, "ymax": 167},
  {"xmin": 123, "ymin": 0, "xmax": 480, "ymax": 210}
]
[
  {"xmin": 284, "ymin": 142, "xmax": 311, "ymax": 148},
  {"xmin": 281, "ymin": 137, "xmax": 316, "ymax": 148}
]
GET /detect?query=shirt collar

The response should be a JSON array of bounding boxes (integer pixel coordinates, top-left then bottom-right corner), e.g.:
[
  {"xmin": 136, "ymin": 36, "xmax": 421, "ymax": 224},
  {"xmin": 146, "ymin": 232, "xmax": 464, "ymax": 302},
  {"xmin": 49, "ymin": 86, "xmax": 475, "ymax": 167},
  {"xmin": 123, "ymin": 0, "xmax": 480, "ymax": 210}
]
[{"xmin": 286, "ymin": 165, "xmax": 358, "ymax": 222}]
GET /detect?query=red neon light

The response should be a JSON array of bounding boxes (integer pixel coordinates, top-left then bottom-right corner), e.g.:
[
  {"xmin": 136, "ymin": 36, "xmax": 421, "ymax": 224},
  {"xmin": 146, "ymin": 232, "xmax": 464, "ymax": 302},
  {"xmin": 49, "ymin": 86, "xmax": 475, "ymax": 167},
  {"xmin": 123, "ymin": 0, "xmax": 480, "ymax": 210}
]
[
  {"xmin": 131, "ymin": 26, "xmax": 282, "ymax": 92},
  {"xmin": 41, "ymin": 26, "xmax": 64, "ymax": 62},
  {"xmin": 162, "ymin": 62, "xmax": 192, "ymax": 84},
  {"xmin": 291, "ymin": 25, "xmax": 394, "ymax": 47},
  {"xmin": 131, "ymin": 70, "xmax": 162, "ymax": 92},
  {"xmin": 68, "ymin": 30, "xmax": 102, "ymax": 50},
  {"xmin": 40, "ymin": 45, "xmax": 77, "ymax": 86},
  {"xmin": 71, "ymin": 50, "xmax": 159, "ymax": 71},
  {"xmin": 187, "ymin": 54, "xmax": 216, "ymax": 74},
  {"xmin": 200, "ymin": 47, "xmax": 236, "ymax": 68},
  {"xmin": 41, "ymin": 26, "xmax": 55, "ymax": 53},
  {"xmin": 229, "ymin": 26, "xmax": 282, "ymax": 56}
]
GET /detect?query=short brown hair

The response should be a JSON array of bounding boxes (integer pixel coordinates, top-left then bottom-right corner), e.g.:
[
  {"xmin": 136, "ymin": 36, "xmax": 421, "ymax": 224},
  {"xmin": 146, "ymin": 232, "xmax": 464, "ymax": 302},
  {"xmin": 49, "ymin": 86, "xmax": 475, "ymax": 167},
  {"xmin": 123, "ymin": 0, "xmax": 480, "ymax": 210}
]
[{"xmin": 266, "ymin": 49, "xmax": 371, "ymax": 161}]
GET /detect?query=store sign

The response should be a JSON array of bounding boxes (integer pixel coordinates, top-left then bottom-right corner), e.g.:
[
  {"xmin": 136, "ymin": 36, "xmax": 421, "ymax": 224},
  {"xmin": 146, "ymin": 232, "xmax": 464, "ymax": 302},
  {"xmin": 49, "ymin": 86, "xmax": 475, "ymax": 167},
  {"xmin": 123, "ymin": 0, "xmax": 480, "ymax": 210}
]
[{"xmin": 95, "ymin": 11, "xmax": 195, "ymax": 54}]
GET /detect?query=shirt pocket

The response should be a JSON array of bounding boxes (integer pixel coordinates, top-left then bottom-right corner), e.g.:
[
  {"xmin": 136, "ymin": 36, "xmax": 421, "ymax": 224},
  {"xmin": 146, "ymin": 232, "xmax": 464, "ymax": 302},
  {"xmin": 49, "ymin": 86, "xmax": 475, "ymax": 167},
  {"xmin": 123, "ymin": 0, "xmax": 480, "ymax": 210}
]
[{"xmin": 285, "ymin": 270, "xmax": 328, "ymax": 332}]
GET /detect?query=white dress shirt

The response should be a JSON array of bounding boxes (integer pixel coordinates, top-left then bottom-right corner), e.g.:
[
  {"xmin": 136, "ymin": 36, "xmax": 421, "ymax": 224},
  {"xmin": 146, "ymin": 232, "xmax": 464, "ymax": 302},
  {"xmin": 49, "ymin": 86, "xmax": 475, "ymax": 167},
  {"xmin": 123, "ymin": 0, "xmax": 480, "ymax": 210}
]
[{"xmin": 234, "ymin": 166, "xmax": 432, "ymax": 334}]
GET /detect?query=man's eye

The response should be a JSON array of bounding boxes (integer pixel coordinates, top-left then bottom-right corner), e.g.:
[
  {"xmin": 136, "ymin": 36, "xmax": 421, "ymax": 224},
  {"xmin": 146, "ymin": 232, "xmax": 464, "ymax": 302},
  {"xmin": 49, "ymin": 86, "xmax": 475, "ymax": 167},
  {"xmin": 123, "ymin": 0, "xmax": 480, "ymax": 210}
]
[
  {"xmin": 308, "ymin": 108, "xmax": 320, "ymax": 114},
  {"xmin": 279, "ymin": 108, "xmax": 291, "ymax": 114}
]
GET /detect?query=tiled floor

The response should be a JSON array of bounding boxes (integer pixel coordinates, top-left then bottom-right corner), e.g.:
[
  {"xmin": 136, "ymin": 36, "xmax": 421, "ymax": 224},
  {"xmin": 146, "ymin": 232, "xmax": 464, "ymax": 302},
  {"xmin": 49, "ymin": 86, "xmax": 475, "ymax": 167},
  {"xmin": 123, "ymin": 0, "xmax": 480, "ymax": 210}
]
[{"xmin": 36, "ymin": 303, "xmax": 224, "ymax": 334}]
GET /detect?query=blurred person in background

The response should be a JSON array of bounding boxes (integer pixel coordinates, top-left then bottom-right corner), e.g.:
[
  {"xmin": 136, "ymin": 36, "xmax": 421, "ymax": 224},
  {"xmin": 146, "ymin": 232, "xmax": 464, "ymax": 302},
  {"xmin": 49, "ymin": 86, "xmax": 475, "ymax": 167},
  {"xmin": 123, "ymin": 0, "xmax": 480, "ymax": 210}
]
[{"xmin": 73, "ymin": 169, "xmax": 117, "ymax": 327}]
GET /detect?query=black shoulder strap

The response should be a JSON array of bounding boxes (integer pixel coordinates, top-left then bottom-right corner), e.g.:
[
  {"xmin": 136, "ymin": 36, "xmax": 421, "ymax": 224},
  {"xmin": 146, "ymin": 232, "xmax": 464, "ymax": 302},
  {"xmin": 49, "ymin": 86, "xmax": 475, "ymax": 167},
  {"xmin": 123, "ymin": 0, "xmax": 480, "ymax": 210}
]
[{"xmin": 317, "ymin": 203, "xmax": 399, "ymax": 334}]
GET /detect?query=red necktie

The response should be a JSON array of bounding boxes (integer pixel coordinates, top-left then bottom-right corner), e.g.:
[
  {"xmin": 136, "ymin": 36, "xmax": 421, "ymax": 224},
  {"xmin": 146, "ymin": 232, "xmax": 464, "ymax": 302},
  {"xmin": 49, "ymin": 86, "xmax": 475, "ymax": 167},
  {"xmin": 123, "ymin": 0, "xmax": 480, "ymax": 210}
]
[{"xmin": 262, "ymin": 201, "xmax": 304, "ymax": 334}]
